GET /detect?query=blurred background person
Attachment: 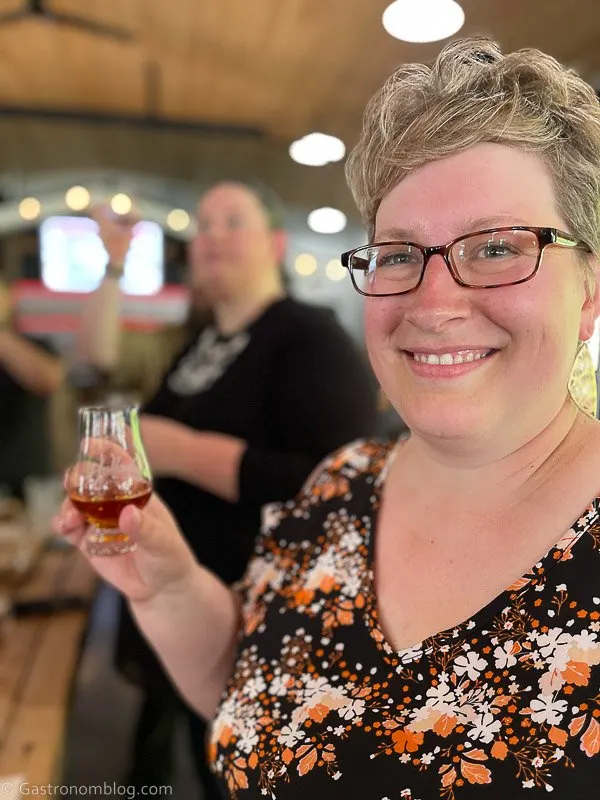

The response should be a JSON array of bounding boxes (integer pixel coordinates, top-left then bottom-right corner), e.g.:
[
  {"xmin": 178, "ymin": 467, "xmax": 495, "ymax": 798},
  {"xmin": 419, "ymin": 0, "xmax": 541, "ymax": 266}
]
[
  {"xmin": 0, "ymin": 274, "xmax": 64, "ymax": 499},
  {"xmin": 76, "ymin": 181, "xmax": 378, "ymax": 798}
]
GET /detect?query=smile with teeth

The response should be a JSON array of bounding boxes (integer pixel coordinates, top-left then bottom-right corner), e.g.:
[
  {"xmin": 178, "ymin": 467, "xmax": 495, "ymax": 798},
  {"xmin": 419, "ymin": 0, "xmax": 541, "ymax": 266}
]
[{"xmin": 411, "ymin": 349, "xmax": 492, "ymax": 365}]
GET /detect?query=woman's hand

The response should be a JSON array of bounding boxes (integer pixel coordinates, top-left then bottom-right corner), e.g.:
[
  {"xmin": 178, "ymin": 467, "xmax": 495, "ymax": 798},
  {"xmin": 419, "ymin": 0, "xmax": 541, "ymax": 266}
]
[
  {"xmin": 92, "ymin": 204, "xmax": 138, "ymax": 266},
  {"xmin": 52, "ymin": 492, "xmax": 197, "ymax": 604}
]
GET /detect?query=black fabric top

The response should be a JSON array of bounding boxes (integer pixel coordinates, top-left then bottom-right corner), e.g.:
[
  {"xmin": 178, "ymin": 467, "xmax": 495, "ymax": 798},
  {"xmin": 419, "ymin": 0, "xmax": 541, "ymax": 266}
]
[
  {"xmin": 210, "ymin": 440, "xmax": 600, "ymax": 799},
  {"xmin": 144, "ymin": 297, "xmax": 377, "ymax": 583},
  {"xmin": 0, "ymin": 336, "xmax": 54, "ymax": 497}
]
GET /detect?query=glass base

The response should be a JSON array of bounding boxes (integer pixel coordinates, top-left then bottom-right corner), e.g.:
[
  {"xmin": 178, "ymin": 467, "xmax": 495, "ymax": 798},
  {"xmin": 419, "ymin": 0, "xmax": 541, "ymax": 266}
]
[{"xmin": 85, "ymin": 527, "xmax": 137, "ymax": 557}]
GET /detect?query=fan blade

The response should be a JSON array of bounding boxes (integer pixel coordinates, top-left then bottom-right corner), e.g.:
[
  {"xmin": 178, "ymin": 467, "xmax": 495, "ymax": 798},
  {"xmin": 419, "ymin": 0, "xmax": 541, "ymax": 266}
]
[
  {"xmin": 48, "ymin": 11, "xmax": 134, "ymax": 42},
  {"xmin": 0, "ymin": 9, "xmax": 30, "ymax": 25}
]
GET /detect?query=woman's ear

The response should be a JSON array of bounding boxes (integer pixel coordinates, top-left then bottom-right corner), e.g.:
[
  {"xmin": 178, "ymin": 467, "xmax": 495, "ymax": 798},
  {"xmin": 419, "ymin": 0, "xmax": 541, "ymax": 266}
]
[{"xmin": 579, "ymin": 258, "xmax": 600, "ymax": 341}]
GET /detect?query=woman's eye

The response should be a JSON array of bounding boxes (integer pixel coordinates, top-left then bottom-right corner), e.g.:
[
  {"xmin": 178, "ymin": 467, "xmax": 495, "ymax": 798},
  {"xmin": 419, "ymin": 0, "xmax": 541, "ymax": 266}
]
[
  {"xmin": 476, "ymin": 244, "xmax": 516, "ymax": 259},
  {"xmin": 379, "ymin": 251, "xmax": 419, "ymax": 267}
]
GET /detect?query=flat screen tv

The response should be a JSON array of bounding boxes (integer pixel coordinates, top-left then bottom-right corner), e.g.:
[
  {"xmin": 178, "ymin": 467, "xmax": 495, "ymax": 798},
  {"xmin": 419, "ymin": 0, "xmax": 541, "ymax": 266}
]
[{"xmin": 40, "ymin": 215, "xmax": 164, "ymax": 295}]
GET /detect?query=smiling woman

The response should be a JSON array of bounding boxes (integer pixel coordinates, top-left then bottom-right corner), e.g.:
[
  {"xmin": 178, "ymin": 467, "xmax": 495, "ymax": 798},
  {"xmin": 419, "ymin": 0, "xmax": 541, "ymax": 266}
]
[{"xmin": 55, "ymin": 36, "xmax": 600, "ymax": 800}]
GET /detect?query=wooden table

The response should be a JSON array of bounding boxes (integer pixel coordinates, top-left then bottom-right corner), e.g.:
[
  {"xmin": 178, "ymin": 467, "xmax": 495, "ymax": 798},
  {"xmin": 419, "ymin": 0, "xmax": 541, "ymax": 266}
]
[{"xmin": 0, "ymin": 543, "xmax": 97, "ymax": 786}]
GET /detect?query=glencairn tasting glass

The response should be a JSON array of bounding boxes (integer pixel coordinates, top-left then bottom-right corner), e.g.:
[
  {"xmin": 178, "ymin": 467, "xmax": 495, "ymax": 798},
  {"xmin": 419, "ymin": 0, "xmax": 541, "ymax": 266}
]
[{"xmin": 64, "ymin": 406, "xmax": 152, "ymax": 556}]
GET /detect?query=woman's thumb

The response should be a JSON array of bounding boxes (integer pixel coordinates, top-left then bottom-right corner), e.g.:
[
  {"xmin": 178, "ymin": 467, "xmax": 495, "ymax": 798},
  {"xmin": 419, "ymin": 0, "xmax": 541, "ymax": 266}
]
[{"xmin": 119, "ymin": 504, "xmax": 142, "ymax": 535}]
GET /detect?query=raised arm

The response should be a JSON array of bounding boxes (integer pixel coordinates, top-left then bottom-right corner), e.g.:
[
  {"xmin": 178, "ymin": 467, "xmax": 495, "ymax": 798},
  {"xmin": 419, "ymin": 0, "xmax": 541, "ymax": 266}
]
[{"xmin": 75, "ymin": 205, "xmax": 137, "ymax": 372}]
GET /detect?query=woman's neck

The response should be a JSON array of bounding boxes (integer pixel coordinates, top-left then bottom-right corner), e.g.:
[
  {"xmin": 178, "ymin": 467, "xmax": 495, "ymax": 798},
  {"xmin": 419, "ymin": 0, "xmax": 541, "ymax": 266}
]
[
  {"xmin": 213, "ymin": 281, "xmax": 285, "ymax": 336},
  {"xmin": 389, "ymin": 400, "xmax": 597, "ymax": 518}
]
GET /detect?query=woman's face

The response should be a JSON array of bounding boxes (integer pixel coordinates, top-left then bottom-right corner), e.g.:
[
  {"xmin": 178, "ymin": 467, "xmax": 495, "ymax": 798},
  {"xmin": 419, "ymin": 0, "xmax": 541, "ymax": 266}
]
[
  {"xmin": 189, "ymin": 183, "xmax": 283, "ymax": 303},
  {"xmin": 365, "ymin": 143, "xmax": 599, "ymax": 452}
]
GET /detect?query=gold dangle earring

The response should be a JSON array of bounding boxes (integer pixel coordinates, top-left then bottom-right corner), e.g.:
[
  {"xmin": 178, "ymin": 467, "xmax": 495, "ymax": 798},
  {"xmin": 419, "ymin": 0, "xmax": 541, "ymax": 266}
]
[{"xmin": 568, "ymin": 340, "xmax": 598, "ymax": 418}]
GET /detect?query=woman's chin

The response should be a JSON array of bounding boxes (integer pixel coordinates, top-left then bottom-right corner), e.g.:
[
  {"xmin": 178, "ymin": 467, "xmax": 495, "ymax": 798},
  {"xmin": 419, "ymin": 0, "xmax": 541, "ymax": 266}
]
[{"xmin": 401, "ymin": 402, "xmax": 491, "ymax": 443}]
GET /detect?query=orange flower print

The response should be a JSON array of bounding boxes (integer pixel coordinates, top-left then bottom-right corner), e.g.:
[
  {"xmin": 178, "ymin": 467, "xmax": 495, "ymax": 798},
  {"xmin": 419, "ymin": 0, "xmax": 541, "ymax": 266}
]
[
  {"xmin": 460, "ymin": 751, "xmax": 492, "ymax": 785},
  {"xmin": 581, "ymin": 717, "xmax": 600, "ymax": 757}
]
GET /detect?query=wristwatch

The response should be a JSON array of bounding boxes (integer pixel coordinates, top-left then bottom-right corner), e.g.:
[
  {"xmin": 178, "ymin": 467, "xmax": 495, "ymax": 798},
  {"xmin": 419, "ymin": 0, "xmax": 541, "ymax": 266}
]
[{"xmin": 105, "ymin": 263, "xmax": 125, "ymax": 279}]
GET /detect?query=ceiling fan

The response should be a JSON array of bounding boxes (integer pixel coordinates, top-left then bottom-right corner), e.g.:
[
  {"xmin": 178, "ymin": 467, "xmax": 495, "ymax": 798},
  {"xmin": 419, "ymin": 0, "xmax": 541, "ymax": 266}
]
[{"xmin": 0, "ymin": 0, "xmax": 134, "ymax": 42}]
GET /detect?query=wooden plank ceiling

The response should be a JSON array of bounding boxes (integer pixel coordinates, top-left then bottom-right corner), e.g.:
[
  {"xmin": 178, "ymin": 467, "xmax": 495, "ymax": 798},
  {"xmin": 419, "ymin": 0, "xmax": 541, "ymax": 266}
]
[{"xmin": 0, "ymin": 0, "xmax": 597, "ymax": 213}]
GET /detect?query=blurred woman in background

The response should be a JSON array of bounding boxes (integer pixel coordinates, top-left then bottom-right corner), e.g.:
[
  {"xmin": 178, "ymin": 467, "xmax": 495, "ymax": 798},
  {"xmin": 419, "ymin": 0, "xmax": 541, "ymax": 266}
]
[{"xmin": 78, "ymin": 182, "xmax": 377, "ymax": 797}]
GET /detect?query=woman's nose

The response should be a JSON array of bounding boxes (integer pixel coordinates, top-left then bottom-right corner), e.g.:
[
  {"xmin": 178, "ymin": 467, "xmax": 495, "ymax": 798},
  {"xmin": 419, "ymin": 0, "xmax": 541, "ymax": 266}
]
[{"xmin": 402, "ymin": 254, "xmax": 472, "ymax": 330}]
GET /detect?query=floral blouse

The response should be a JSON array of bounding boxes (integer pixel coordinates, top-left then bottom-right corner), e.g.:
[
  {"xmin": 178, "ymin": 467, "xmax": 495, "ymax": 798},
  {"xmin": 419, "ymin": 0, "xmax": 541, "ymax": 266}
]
[{"xmin": 209, "ymin": 440, "xmax": 600, "ymax": 799}]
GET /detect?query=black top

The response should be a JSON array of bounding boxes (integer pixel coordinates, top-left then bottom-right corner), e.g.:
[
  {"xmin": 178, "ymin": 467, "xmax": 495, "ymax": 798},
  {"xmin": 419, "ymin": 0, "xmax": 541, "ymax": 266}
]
[
  {"xmin": 0, "ymin": 336, "xmax": 53, "ymax": 497},
  {"xmin": 211, "ymin": 440, "xmax": 600, "ymax": 799},
  {"xmin": 144, "ymin": 297, "xmax": 377, "ymax": 583}
]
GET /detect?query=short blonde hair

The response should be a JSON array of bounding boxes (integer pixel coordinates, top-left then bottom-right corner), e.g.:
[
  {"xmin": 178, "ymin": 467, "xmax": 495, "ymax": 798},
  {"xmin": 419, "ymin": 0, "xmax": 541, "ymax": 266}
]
[{"xmin": 345, "ymin": 37, "xmax": 600, "ymax": 290}]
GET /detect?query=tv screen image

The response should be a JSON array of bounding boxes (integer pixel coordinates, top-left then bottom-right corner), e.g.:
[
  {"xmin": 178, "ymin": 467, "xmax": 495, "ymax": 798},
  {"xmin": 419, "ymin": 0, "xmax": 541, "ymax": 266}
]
[{"xmin": 40, "ymin": 215, "xmax": 164, "ymax": 295}]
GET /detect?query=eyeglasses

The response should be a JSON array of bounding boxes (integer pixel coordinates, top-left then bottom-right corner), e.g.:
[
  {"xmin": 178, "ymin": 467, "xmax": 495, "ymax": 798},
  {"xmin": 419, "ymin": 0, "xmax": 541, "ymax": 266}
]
[{"xmin": 341, "ymin": 226, "xmax": 591, "ymax": 297}]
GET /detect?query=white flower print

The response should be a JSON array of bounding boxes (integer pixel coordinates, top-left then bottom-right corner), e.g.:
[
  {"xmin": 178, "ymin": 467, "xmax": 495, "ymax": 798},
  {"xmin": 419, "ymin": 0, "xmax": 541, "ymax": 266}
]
[
  {"xmin": 426, "ymin": 682, "xmax": 453, "ymax": 708},
  {"xmin": 339, "ymin": 530, "xmax": 362, "ymax": 552},
  {"xmin": 467, "ymin": 712, "xmax": 502, "ymax": 744},
  {"xmin": 238, "ymin": 730, "xmax": 259, "ymax": 754},
  {"xmin": 572, "ymin": 629, "xmax": 597, "ymax": 651},
  {"xmin": 344, "ymin": 447, "xmax": 371, "ymax": 472},
  {"xmin": 333, "ymin": 725, "xmax": 345, "ymax": 737},
  {"xmin": 338, "ymin": 698, "xmax": 366, "ymax": 721},
  {"xmin": 342, "ymin": 570, "xmax": 362, "ymax": 598},
  {"xmin": 245, "ymin": 675, "xmax": 267, "ymax": 699},
  {"xmin": 409, "ymin": 705, "xmax": 435, "ymax": 727},
  {"xmin": 399, "ymin": 645, "xmax": 424, "ymax": 665},
  {"xmin": 400, "ymin": 753, "xmax": 412, "ymax": 764},
  {"xmin": 269, "ymin": 673, "xmax": 292, "ymax": 696},
  {"xmin": 529, "ymin": 695, "xmax": 568, "ymax": 726},
  {"xmin": 278, "ymin": 724, "xmax": 305, "ymax": 748},
  {"xmin": 536, "ymin": 628, "xmax": 571, "ymax": 658},
  {"xmin": 553, "ymin": 749, "xmax": 564, "ymax": 761},
  {"xmin": 300, "ymin": 675, "xmax": 330, "ymax": 700},
  {"xmin": 420, "ymin": 752, "xmax": 435, "ymax": 765},
  {"xmin": 523, "ymin": 779, "xmax": 535, "ymax": 789},
  {"xmin": 494, "ymin": 640, "xmax": 518, "ymax": 669},
  {"xmin": 454, "ymin": 651, "xmax": 488, "ymax": 681},
  {"xmin": 555, "ymin": 584, "xmax": 567, "ymax": 592},
  {"xmin": 545, "ymin": 645, "xmax": 570, "ymax": 675},
  {"xmin": 261, "ymin": 504, "xmax": 285, "ymax": 532}
]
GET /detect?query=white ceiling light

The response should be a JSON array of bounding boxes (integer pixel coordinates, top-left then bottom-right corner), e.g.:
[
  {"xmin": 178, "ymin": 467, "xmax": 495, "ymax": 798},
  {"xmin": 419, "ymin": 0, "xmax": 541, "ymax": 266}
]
[
  {"xmin": 167, "ymin": 209, "xmax": 190, "ymax": 232},
  {"xmin": 65, "ymin": 185, "xmax": 90, "ymax": 211},
  {"xmin": 325, "ymin": 259, "xmax": 347, "ymax": 282},
  {"xmin": 307, "ymin": 207, "xmax": 347, "ymax": 234},
  {"xmin": 382, "ymin": 0, "xmax": 464, "ymax": 43},
  {"xmin": 19, "ymin": 197, "xmax": 41, "ymax": 221},
  {"xmin": 290, "ymin": 133, "xmax": 346, "ymax": 167},
  {"xmin": 110, "ymin": 192, "xmax": 133, "ymax": 215},
  {"xmin": 294, "ymin": 253, "xmax": 318, "ymax": 276}
]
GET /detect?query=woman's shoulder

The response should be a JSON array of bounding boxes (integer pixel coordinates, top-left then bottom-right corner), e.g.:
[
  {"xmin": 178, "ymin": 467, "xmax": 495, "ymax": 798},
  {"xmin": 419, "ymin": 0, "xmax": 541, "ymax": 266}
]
[
  {"xmin": 260, "ymin": 439, "xmax": 395, "ymax": 537},
  {"xmin": 301, "ymin": 438, "xmax": 395, "ymax": 495}
]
